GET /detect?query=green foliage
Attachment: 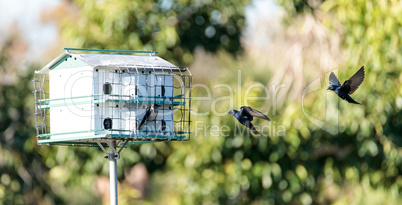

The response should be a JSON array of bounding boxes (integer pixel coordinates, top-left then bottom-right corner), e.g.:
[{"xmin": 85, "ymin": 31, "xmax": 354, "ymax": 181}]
[
  {"xmin": 278, "ymin": 0, "xmax": 317, "ymax": 15},
  {"xmin": 149, "ymin": 0, "xmax": 402, "ymax": 204},
  {"xmin": 61, "ymin": 0, "xmax": 250, "ymax": 65},
  {"xmin": 0, "ymin": 39, "xmax": 64, "ymax": 204},
  {"xmin": 1, "ymin": 0, "xmax": 401, "ymax": 204}
]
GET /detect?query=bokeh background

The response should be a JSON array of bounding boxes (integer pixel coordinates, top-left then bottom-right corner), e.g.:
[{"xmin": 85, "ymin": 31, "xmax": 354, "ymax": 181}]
[{"xmin": 0, "ymin": 0, "xmax": 401, "ymax": 204}]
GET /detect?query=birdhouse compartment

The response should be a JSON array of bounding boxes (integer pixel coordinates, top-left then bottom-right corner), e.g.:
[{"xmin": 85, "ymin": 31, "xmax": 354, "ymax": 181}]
[{"xmin": 33, "ymin": 48, "xmax": 192, "ymax": 146}]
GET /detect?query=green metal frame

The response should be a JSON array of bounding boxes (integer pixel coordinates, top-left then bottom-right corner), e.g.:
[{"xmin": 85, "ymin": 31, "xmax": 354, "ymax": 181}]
[
  {"xmin": 37, "ymin": 134, "xmax": 186, "ymax": 146},
  {"xmin": 39, "ymin": 139, "xmax": 182, "ymax": 146},
  {"xmin": 37, "ymin": 94, "xmax": 101, "ymax": 103},
  {"xmin": 37, "ymin": 128, "xmax": 187, "ymax": 146},
  {"xmin": 50, "ymin": 55, "xmax": 87, "ymax": 70},
  {"xmin": 34, "ymin": 50, "xmax": 192, "ymax": 146},
  {"xmin": 37, "ymin": 129, "xmax": 104, "ymax": 139},
  {"xmin": 63, "ymin": 48, "xmax": 158, "ymax": 55},
  {"xmin": 37, "ymin": 94, "xmax": 186, "ymax": 109}
]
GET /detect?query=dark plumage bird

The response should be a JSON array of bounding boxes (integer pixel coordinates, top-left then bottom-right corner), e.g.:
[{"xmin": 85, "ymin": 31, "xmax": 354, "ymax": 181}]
[
  {"xmin": 327, "ymin": 66, "xmax": 365, "ymax": 104},
  {"xmin": 228, "ymin": 106, "xmax": 271, "ymax": 134},
  {"xmin": 161, "ymin": 85, "xmax": 165, "ymax": 97},
  {"xmin": 161, "ymin": 119, "xmax": 166, "ymax": 131},
  {"xmin": 139, "ymin": 104, "xmax": 159, "ymax": 130}
]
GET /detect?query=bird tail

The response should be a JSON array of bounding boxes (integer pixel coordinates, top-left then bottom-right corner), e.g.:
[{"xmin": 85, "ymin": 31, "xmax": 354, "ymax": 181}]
[
  {"xmin": 138, "ymin": 119, "xmax": 146, "ymax": 130},
  {"xmin": 350, "ymin": 100, "xmax": 362, "ymax": 105},
  {"xmin": 346, "ymin": 96, "xmax": 362, "ymax": 105},
  {"xmin": 252, "ymin": 129, "xmax": 260, "ymax": 134}
]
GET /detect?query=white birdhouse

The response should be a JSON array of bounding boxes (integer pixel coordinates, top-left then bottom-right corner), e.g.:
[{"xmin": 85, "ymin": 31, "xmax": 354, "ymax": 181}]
[{"xmin": 33, "ymin": 48, "xmax": 192, "ymax": 146}]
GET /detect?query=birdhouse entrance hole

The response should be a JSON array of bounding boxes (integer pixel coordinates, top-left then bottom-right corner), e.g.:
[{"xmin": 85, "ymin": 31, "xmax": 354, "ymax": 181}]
[{"xmin": 33, "ymin": 48, "xmax": 192, "ymax": 147}]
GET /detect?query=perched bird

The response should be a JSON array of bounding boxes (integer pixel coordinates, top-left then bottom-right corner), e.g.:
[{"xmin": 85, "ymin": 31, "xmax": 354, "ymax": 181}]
[
  {"xmin": 327, "ymin": 66, "xmax": 365, "ymax": 104},
  {"xmin": 228, "ymin": 106, "xmax": 271, "ymax": 134},
  {"xmin": 138, "ymin": 104, "xmax": 159, "ymax": 130},
  {"xmin": 161, "ymin": 119, "xmax": 166, "ymax": 131}
]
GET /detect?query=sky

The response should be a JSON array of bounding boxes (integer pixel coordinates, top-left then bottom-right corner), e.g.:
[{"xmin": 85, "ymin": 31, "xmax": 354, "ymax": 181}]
[
  {"xmin": 0, "ymin": 0, "xmax": 278, "ymax": 60},
  {"xmin": 0, "ymin": 0, "xmax": 60, "ymax": 57},
  {"xmin": 246, "ymin": 0, "xmax": 279, "ymax": 28}
]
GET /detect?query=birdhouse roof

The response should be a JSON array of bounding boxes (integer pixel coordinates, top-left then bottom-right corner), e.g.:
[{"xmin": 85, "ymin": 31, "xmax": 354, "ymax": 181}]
[{"xmin": 37, "ymin": 49, "xmax": 180, "ymax": 74}]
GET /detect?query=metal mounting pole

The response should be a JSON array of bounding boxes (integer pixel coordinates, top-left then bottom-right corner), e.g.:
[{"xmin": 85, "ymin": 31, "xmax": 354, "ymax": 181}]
[
  {"xmin": 96, "ymin": 139, "xmax": 129, "ymax": 205},
  {"xmin": 109, "ymin": 140, "xmax": 118, "ymax": 205}
]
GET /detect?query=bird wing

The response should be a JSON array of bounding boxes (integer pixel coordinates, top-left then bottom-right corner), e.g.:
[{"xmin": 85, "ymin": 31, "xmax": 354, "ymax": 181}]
[
  {"xmin": 243, "ymin": 120, "xmax": 259, "ymax": 134},
  {"xmin": 329, "ymin": 72, "xmax": 341, "ymax": 86},
  {"xmin": 161, "ymin": 85, "xmax": 165, "ymax": 97},
  {"xmin": 139, "ymin": 107, "xmax": 151, "ymax": 129},
  {"xmin": 340, "ymin": 66, "xmax": 365, "ymax": 94},
  {"xmin": 161, "ymin": 119, "xmax": 166, "ymax": 131},
  {"xmin": 240, "ymin": 106, "xmax": 271, "ymax": 121}
]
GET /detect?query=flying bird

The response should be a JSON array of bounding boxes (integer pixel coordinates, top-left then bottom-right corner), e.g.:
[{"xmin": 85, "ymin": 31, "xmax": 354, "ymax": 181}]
[
  {"xmin": 327, "ymin": 66, "xmax": 365, "ymax": 104},
  {"xmin": 138, "ymin": 104, "xmax": 160, "ymax": 130},
  {"xmin": 228, "ymin": 106, "xmax": 270, "ymax": 134}
]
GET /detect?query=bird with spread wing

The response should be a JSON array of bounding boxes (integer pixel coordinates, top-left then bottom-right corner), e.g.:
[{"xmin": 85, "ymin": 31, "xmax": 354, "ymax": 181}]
[
  {"xmin": 228, "ymin": 106, "xmax": 270, "ymax": 134},
  {"xmin": 327, "ymin": 66, "xmax": 365, "ymax": 104}
]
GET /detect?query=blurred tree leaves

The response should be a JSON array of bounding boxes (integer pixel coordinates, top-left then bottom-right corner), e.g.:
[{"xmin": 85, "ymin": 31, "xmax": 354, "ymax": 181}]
[
  {"xmin": 151, "ymin": 0, "xmax": 402, "ymax": 204},
  {"xmin": 1, "ymin": 0, "xmax": 401, "ymax": 204},
  {"xmin": 60, "ymin": 0, "xmax": 250, "ymax": 65},
  {"xmin": 41, "ymin": 0, "xmax": 251, "ymax": 204},
  {"xmin": 0, "ymin": 37, "xmax": 64, "ymax": 204}
]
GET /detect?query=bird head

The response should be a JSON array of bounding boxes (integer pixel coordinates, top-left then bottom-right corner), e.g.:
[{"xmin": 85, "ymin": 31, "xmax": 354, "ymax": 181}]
[
  {"xmin": 153, "ymin": 104, "xmax": 160, "ymax": 108},
  {"xmin": 327, "ymin": 85, "xmax": 336, "ymax": 91},
  {"xmin": 228, "ymin": 110, "xmax": 236, "ymax": 116}
]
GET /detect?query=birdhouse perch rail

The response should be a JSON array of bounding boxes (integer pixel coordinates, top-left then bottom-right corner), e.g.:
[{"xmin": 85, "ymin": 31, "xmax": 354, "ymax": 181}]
[
  {"xmin": 34, "ymin": 48, "xmax": 192, "ymax": 205},
  {"xmin": 33, "ymin": 56, "xmax": 192, "ymax": 146},
  {"xmin": 64, "ymin": 47, "xmax": 159, "ymax": 55}
]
